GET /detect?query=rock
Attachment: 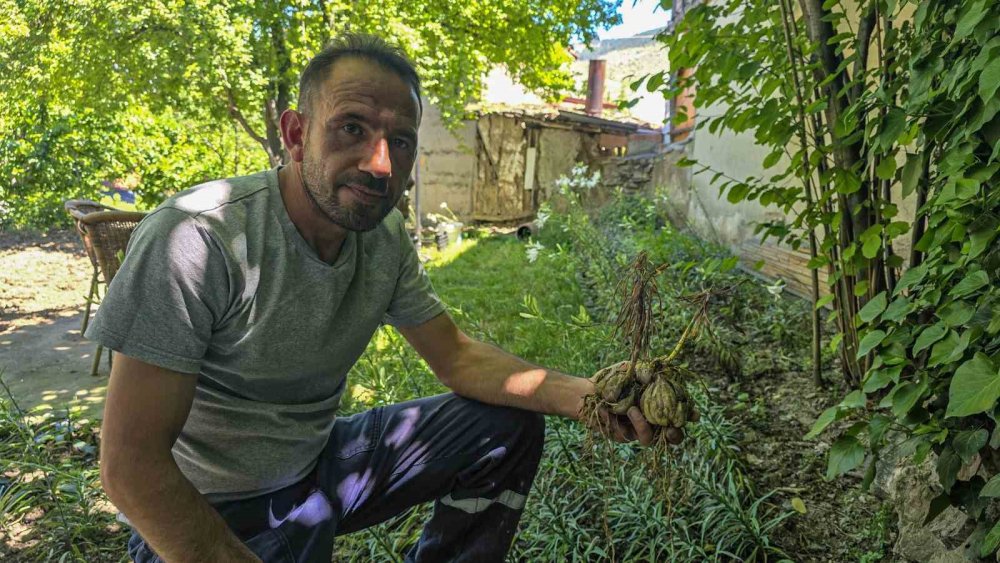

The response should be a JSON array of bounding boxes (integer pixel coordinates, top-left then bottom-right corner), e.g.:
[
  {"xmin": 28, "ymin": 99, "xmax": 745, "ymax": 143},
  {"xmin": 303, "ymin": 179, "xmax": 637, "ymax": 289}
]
[
  {"xmin": 956, "ymin": 454, "xmax": 981, "ymax": 482},
  {"xmin": 928, "ymin": 548, "xmax": 971, "ymax": 563},
  {"xmin": 876, "ymin": 450, "xmax": 975, "ymax": 562}
]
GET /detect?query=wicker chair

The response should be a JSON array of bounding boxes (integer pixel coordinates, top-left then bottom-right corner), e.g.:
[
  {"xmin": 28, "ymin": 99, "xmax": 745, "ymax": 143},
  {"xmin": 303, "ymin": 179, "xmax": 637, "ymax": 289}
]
[{"xmin": 64, "ymin": 199, "xmax": 146, "ymax": 376}]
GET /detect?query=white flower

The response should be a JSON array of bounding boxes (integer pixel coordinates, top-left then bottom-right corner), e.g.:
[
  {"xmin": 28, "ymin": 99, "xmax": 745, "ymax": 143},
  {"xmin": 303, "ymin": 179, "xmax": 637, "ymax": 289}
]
[
  {"xmin": 525, "ymin": 241, "xmax": 545, "ymax": 263},
  {"xmin": 535, "ymin": 206, "xmax": 551, "ymax": 229},
  {"xmin": 765, "ymin": 278, "xmax": 786, "ymax": 299}
]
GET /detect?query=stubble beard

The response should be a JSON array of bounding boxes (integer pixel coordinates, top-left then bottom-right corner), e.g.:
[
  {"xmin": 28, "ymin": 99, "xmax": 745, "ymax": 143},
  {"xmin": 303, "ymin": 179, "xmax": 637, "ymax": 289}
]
[{"xmin": 300, "ymin": 157, "xmax": 395, "ymax": 232}]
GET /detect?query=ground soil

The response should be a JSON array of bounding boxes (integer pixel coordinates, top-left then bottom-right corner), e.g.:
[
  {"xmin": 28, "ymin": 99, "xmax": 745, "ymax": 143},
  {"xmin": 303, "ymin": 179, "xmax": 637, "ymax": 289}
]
[
  {"xmin": 0, "ymin": 229, "xmax": 109, "ymax": 420},
  {"xmin": 708, "ymin": 356, "xmax": 898, "ymax": 561}
]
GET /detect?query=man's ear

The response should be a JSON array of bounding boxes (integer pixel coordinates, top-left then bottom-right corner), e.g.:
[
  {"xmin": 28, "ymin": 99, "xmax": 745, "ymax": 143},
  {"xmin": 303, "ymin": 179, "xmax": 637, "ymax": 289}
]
[{"xmin": 280, "ymin": 109, "xmax": 307, "ymax": 163}]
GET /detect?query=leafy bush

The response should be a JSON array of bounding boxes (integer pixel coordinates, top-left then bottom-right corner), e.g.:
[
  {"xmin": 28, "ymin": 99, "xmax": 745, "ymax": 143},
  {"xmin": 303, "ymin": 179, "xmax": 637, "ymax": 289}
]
[{"xmin": 660, "ymin": 0, "xmax": 1000, "ymax": 553}]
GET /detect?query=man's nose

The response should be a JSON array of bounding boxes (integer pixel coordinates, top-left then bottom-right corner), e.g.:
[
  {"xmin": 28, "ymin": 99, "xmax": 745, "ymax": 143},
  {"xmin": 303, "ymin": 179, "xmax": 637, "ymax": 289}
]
[{"xmin": 359, "ymin": 138, "xmax": 392, "ymax": 178}]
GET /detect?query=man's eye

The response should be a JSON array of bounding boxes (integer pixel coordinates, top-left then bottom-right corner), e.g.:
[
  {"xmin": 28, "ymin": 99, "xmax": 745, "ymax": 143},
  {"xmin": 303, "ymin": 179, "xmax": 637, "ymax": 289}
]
[
  {"xmin": 392, "ymin": 138, "xmax": 411, "ymax": 150},
  {"xmin": 343, "ymin": 123, "xmax": 363, "ymax": 135}
]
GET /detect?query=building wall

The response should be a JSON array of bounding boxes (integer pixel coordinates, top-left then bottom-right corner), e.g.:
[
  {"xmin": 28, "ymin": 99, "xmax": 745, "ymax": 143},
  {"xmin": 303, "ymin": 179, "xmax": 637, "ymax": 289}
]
[{"xmin": 416, "ymin": 104, "xmax": 477, "ymax": 218}]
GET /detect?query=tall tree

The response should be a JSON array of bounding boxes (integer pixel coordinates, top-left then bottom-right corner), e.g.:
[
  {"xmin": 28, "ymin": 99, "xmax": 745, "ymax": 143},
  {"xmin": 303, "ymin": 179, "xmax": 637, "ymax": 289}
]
[{"xmin": 0, "ymin": 0, "xmax": 620, "ymax": 228}]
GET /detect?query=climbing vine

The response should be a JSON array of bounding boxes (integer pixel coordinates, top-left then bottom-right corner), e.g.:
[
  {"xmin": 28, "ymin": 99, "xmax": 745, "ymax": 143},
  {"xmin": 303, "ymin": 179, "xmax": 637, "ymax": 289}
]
[{"xmin": 654, "ymin": 0, "xmax": 1000, "ymax": 553}]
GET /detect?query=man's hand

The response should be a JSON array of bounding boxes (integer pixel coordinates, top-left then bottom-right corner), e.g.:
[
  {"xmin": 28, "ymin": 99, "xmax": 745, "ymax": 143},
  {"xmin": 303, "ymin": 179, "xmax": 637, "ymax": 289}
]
[
  {"xmin": 584, "ymin": 366, "xmax": 699, "ymax": 447},
  {"xmin": 586, "ymin": 404, "xmax": 698, "ymax": 447}
]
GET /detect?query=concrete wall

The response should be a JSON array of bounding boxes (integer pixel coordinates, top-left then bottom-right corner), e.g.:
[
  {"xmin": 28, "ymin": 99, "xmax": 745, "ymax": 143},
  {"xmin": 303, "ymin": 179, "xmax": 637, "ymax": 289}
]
[{"xmin": 416, "ymin": 104, "xmax": 476, "ymax": 218}]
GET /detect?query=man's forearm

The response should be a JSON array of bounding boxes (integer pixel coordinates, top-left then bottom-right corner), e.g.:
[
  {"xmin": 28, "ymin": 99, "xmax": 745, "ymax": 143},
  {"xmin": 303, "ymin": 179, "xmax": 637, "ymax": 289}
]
[
  {"xmin": 440, "ymin": 338, "xmax": 594, "ymax": 419},
  {"xmin": 103, "ymin": 455, "xmax": 259, "ymax": 563}
]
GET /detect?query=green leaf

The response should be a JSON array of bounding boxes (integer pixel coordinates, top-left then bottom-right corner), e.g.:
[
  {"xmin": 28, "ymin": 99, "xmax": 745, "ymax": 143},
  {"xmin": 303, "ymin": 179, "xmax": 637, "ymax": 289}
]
[
  {"xmin": 805, "ymin": 406, "xmax": 840, "ymax": 440},
  {"xmin": 895, "ymin": 263, "xmax": 929, "ymax": 295},
  {"xmin": 969, "ymin": 214, "xmax": 999, "ymax": 258},
  {"xmin": 901, "ymin": 152, "xmax": 924, "ymax": 198},
  {"xmin": 950, "ymin": 271, "xmax": 989, "ymax": 298},
  {"xmin": 868, "ymin": 414, "xmax": 892, "ymax": 445},
  {"xmin": 891, "ymin": 381, "xmax": 924, "ymax": 418},
  {"xmin": 841, "ymin": 390, "xmax": 865, "ymax": 409},
  {"xmin": 955, "ymin": 0, "xmax": 988, "ymax": 39},
  {"xmin": 862, "ymin": 458, "xmax": 876, "ymax": 491},
  {"xmin": 982, "ymin": 519, "xmax": 1000, "ymax": 557},
  {"xmin": 862, "ymin": 236, "xmax": 881, "ymax": 259},
  {"xmin": 937, "ymin": 447, "xmax": 962, "ymax": 492},
  {"xmin": 827, "ymin": 436, "xmax": 865, "ymax": 480},
  {"xmin": 953, "ymin": 429, "xmax": 988, "ymax": 464},
  {"xmin": 646, "ymin": 71, "xmax": 665, "ymax": 92},
  {"xmin": 864, "ymin": 366, "xmax": 901, "ymax": 393},
  {"xmin": 938, "ymin": 301, "xmax": 976, "ymax": 327},
  {"xmin": 857, "ymin": 330, "xmax": 887, "ymax": 358},
  {"xmin": 980, "ymin": 474, "xmax": 1000, "ymax": 498},
  {"xmin": 829, "ymin": 332, "xmax": 844, "ymax": 353},
  {"xmin": 858, "ymin": 292, "xmax": 887, "ymax": 323},
  {"xmin": 762, "ymin": 150, "xmax": 782, "ymax": 169},
  {"xmin": 875, "ymin": 156, "xmax": 897, "ymax": 180},
  {"xmin": 726, "ymin": 183, "xmax": 750, "ymax": 204},
  {"xmin": 882, "ymin": 297, "xmax": 913, "ymax": 323},
  {"xmin": 946, "ymin": 353, "xmax": 1000, "ymax": 418},
  {"xmin": 980, "ymin": 56, "xmax": 1000, "ymax": 103},
  {"xmin": 816, "ymin": 294, "xmax": 835, "ymax": 309},
  {"xmin": 914, "ymin": 322, "xmax": 947, "ymax": 354},
  {"xmin": 791, "ymin": 497, "xmax": 807, "ymax": 514},
  {"xmin": 929, "ymin": 330, "xmax": 969, "ymax": 367},
  {"xmin": 877, "ymin": 108, "xmax": 907, "ymax": 149},
  {"xmin": 854, "ymin": 279, "xmax": 870, "ymax": 297}
]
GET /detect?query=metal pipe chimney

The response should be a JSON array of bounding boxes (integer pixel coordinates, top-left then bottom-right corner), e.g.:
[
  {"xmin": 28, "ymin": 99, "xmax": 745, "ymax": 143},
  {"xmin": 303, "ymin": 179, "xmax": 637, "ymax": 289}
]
[{"xmin": 585, "ymin": 59, "xmax": 606, "ymax": 117}]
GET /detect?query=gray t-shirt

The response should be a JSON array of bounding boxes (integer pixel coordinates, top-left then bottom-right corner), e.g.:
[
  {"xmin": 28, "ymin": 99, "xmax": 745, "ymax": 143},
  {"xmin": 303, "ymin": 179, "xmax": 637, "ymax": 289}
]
[{"xmin": 86, "ymin": 168, "xmax": 446, "ymax": 501}]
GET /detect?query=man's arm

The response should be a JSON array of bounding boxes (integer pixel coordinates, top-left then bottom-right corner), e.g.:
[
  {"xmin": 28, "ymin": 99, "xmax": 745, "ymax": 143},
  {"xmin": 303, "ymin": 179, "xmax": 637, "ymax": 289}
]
[
  {"xmin": 397, "ymin": 313, "xmax": 655, "ymax": 445},
  {"xmin": 100, "ymin": 353, "xmax": 260, "ymax": 563}
]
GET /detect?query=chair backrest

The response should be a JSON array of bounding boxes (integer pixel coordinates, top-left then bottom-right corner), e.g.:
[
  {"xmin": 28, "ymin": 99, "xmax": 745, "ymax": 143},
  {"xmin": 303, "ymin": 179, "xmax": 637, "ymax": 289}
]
[{"xmin": 64, "ymin": 199, "xmax": 146, "ymax": 282}]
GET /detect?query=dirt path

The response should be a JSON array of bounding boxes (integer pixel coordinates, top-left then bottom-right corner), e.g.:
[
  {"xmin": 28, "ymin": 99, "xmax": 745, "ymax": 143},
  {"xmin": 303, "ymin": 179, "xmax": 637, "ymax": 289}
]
[{"xmin": 0, "ymin": 230, "xmax": 109, "ymax": 420}]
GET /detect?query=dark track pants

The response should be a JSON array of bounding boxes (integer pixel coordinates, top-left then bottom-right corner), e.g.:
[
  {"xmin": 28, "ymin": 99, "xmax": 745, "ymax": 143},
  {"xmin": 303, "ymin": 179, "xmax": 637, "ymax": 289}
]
[{"xmin": 127, "ymin": 393, "xmax": 546, "ymax": 562}]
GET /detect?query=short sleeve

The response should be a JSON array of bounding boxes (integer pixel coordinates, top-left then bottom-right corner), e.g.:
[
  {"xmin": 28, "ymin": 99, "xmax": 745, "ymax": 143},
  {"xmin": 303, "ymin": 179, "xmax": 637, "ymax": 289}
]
[
  {"xmin": 382, "ymin": 220, "xmax": 447, "ymax": 327},
  {"xmin": 84, "ymin": 208, "xmax": 231, "ymax": 374}
]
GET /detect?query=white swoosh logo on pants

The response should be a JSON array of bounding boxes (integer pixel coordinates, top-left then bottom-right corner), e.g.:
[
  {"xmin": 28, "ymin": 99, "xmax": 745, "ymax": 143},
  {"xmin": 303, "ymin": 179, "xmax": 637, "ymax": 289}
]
[{"xmin": 268, "ymin": 489, "xmax": 334, "ymax": 529}]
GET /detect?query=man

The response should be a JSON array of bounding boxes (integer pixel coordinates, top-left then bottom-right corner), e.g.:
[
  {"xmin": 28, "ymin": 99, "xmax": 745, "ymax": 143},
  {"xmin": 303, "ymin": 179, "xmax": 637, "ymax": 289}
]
[{"xmin": 92, "ymin": 34, "xmax": 681, "ymax": 563}]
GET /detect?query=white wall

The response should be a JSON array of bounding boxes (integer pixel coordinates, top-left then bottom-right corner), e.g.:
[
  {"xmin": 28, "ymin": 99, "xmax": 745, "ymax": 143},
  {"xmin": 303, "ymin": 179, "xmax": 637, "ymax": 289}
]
[{"xmin": 416, "ymin": 104, "xmax": 477, "ymax": 218}]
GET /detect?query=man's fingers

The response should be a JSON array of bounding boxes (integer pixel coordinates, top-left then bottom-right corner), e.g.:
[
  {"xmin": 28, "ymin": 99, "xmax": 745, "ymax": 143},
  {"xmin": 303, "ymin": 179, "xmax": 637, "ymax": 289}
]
[{"xmin": 626, "ymin": 406, "xmax": 654, "ymax": 446}]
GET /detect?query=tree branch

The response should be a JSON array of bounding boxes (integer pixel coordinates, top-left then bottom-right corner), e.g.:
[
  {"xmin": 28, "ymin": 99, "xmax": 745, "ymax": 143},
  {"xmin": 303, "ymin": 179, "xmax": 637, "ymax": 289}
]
[{"xmin": 226, "ymin": 89, "xmax": 277, "ymax": 165}]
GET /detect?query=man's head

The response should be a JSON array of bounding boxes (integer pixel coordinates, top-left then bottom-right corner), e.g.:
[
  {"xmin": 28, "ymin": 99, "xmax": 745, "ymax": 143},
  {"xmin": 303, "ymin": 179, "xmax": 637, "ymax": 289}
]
[{"xmin": 281, "ymin": 34, "xmax": 422, "ymax": 232}]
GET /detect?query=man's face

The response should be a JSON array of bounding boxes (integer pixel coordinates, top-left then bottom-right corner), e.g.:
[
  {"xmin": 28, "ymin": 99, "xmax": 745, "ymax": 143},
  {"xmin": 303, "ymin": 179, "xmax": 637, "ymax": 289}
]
[{"xmin": 298, "ymin": 57, "xmax": 420, "ymax": 232}]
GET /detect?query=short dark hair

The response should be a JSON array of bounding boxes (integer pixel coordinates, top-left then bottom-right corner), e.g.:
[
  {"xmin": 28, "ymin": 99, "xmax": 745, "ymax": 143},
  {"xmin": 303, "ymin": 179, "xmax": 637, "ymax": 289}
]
[{"xmin": 297, "ymin": 33, "xmax": 422, "ymax": 116}]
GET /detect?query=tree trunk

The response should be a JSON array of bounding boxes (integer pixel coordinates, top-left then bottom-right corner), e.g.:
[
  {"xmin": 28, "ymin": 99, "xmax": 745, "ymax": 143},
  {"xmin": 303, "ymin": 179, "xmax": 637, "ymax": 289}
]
[{"xmin": 264, "ymin": 16, "xmax": 292, "ymax": 166}]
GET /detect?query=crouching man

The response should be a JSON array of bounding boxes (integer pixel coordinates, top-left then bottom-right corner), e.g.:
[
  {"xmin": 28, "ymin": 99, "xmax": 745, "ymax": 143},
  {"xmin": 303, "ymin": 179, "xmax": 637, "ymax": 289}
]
[{"xmin": 92, "ymin": 34, "xmax": 682, "ymax": 563}]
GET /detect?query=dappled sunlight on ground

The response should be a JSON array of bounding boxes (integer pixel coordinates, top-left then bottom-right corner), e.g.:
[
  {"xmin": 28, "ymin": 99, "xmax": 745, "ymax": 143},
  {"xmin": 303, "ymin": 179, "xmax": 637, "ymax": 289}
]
[
  {"xmin": 1, "ymin": 229, "xmax": 106, "ymax": 419},
  {"xmin": 0, "ymin": 230, "xmax": 93, "ymax": 331},
  {"xmin": 423, "ymin": 237, "xmax": 478, "ymax": 268}
]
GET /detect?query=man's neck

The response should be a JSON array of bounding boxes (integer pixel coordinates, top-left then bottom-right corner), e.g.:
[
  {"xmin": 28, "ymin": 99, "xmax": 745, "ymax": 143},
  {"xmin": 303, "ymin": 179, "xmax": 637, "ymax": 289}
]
[{"xmin": 277, "ymin": 165, "xmax": 348, "ymax": 264}]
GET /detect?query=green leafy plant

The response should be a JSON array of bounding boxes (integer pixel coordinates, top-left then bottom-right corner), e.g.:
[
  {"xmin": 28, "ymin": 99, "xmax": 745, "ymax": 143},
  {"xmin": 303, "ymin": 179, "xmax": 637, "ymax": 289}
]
[{"xmin": 658, "ymin": 0, "xmax": 1000, "ymax": 552}]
